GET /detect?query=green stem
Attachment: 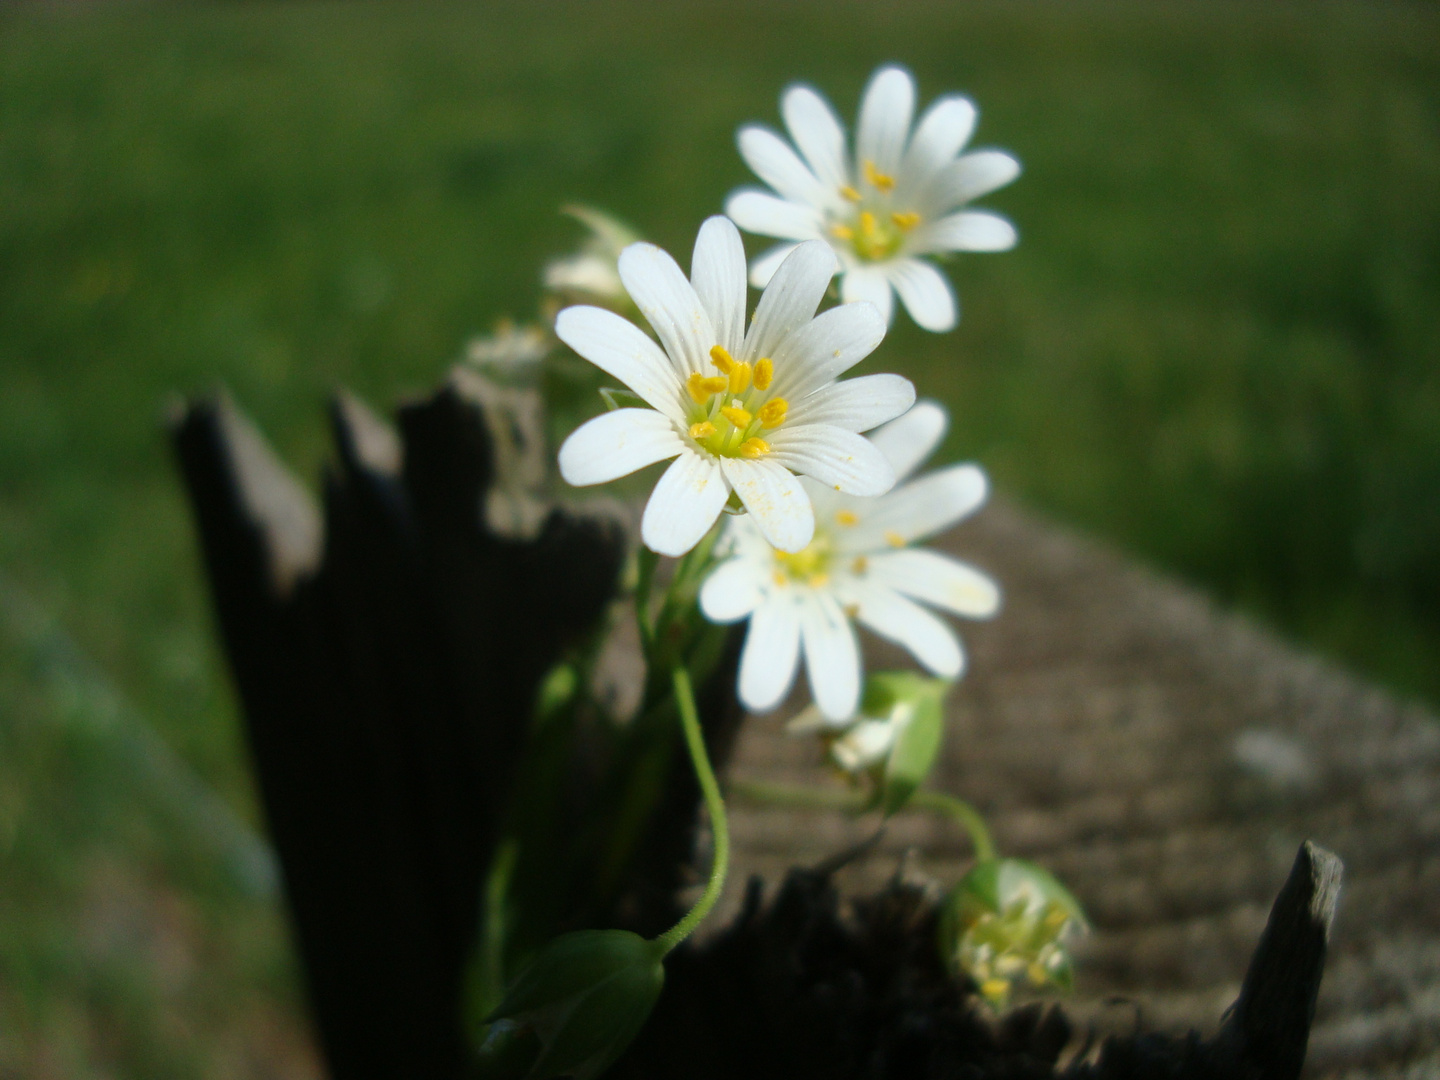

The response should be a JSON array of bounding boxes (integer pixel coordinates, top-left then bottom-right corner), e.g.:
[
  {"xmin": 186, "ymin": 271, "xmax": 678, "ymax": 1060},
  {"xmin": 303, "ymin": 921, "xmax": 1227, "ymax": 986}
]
[
  {"xmin": 909, "ymin": 789, "xmax": 996, "ymax": 861},
  {"xmin": 634, "ymin": 547, "xmax": 659, "ymax": 650},
  {"xmin": 652, "ymin": 665, "xmax": 729, "ymax": 956},
  {"xmin": 728, "ymin": 778, "xmax": 876, "ymax": 815}
]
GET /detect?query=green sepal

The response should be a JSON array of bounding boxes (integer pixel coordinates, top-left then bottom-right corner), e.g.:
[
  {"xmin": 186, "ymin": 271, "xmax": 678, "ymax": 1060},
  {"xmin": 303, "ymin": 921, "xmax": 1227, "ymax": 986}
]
[
  {"xmin": 871, "ymin": 672, "xmax": 948, "ymax": 815},
  {"xmin": 485, "ymin": 929, "xmax": 665, "ymax": 1080},
  {"xmin": 598, "ymin": 386, "xmax": 649, "ymax": 412}
]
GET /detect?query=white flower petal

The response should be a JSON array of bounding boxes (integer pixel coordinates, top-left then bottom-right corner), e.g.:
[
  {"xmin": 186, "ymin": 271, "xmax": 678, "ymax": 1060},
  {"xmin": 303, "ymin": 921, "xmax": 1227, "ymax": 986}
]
[
  {"xmin": 768, "ymin": 300, "xmax": 887, "ymax": 400},
  {"xmin": 886, "ymin": 258, "xmax": 957, "ymax": 332},
  {"xmin": 743, "ymin": 240, "xmax": 838, "ymax": 362},
  {"xmin": 856, "ymin": 65, "xmax": 915, "ymax": 179},
  {"xmin": 782, "ymin": 84, "xmax": 848, "ymax": 192},
  {"xmin": 867, "ymin": 399, "xmax": 948, "ymax": 482},
  {"xmin": 922, "ymin": 151, "xmax": 1021, "ymax": 214},
  {"xmin": 554, "ymin": 306, "xmax": 686, "ymax": 422},
  {"xmin": 737, "ymin": 125, "xmax": 830, "ymax": 209},
  {"xmin": 865, "ymin": 548, "xmax": 1001, "ymax": 619},
  {"xmin": 557, "ymin": 408, "xmax": 684, "ymax": 486},
  {"xmin": 783, "ymin": 373, "xmax": 916, "ymax": 431},
  {"xmin": 738, "ymin": 594, "xmax": 802, "ymax": 712},
  {"xmin": 799, "ymin": 591, "xmax": 862, "ymax": 720},
  {"xmin": 618, "ymin": 242, "xmax": 717, "ymax": 378},
  {"xmin": 846, "ymin": 463, "xmax": 988, "ymax": 549},
  {"xmin": 725, "ymin": 189, "xmax": 824, "ymax": 242},
  {"xmin": 747, "ymin": 242, "xmax": 801, "ymax": 288},
  {"xmin": 848, "ymin": 582, "xmax": 964, "ymax": 678},
  {"xmin": 914, "ymin": 211, "xmax": 1017, "ymax": 254},
  {"xmin": 899, "ymin": 94, "xmax": 977, "ymax": 196},
  {"xmin": 839, "ymin": 265, "xmax": 894, "ymax": 326},
  {"xmin": 690, "ymin": 216, "xmax": 748, "ymax": 357},
  {"xmin": 768, "ymin": 424, "xmax": 896, "ymax": 497},
  {"xmin": 830, "ymin": 718, "xmax": 899, "ymax": 773},
  {"xmin": 720, "ymin": 457, "xmax": 815, "ymax": 553},
  {"xmin": 699, "ymin": 556, "xmax": 771, "ymax": 623},
  {"xmin": 641, "ymin": 450, "xmax": 730, "ymax": 557}
]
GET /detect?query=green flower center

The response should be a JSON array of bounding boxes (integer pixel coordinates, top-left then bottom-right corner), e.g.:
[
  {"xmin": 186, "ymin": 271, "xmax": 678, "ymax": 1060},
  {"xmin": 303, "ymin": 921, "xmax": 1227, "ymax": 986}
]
[{"xmin": 686, "ymin": 345, "xmax": 789, "ymax": 459}]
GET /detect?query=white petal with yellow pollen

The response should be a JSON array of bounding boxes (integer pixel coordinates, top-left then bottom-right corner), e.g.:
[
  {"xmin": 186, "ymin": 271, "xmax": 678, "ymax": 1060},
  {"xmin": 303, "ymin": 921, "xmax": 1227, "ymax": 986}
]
[
  {"xmin": 886, "ymin": 258, "xmax": 957, "ymax": 333},
  {"xmin": 899, "ymin": 95, "xmax": 978, "ymax": 195},
  {"xmin": 766, "ymin": 301, "xmax": 887, "ymax": 399},
  {"xmin": 856, "ymin": 66, "xmax": 915, "ymax": 180},
  {"xmin": 719, "ymin": 456, "xmax": 814, "ymax": 553},
  {"xmin": 782, "ymin": 374, "xmax": 916, "ymax": 432},
  {"xmin": 742, "ymin": 240, "xmax": 836, "ymax": 360},
  {"xmin": 690, "ymin": 217, "xmax": 748, "ymax": 358},
  {"xmin": 782, "ymin": 84, "xmax": 849, "ymax": 193},
  {"xmin": 558, "ymin": 408, "xmax": 684, "ymax": 486},
  {"xmin": 868, "ymin": 400, "xmax": 948, "ymax": 483},
  {"xmin": 915, "ymin": 211, "xmax": 1018, "ymax": 255},
  {"xmin": 641, "ymin": 451, "xmax": 730, "ymax": 557},
  {"xmin": 839, "ymin": 266, "xmax": 894, "ymax": 326},
  {"xmin": 844, "ymin": 464, "xmax": 988, "ymax": 550},
  {"xmin": 739, "ymin": 594, "xmax": 803, "ymax": 711},
  {"xmin": 768, "ymin": 425, "xmax": 895, "ymax": 497},
  {"xmin": 845, "ymin": 581, "xmax": 965, "ymax": 678},
  {"xmin": 554, "ymin": 306, "xmax": 687, "ymax": 422},
  {"xmin": 697, "ymin": 557, "xmax": 769, "ymax": 623},
  {"xmin": 799, "ymin": 591, "xmax": 862, "ymax": 720},
  {"xmin": 617, "ymin": 242, "xmax": 716, "ymax": 378},
  {"xmin": 746, "ymin": 242, "xmax": 801, "ymax": 289},
  {"xmin": 725, "ymin": 190, "xmax": 824, "ymax": 243},
  {"xmin": 737, "ymin": 125, "xmax": 832, "ymax": 209},
  {"xmin": 865, "ymin": 548, "xmax": 1002, "ymax": 619}
]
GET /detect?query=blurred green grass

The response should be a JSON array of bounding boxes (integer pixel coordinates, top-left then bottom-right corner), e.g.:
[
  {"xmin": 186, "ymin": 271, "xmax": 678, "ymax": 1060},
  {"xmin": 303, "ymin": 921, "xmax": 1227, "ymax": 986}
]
[{"xmin": 1, "ymin": 0, "xmax": 1437, "ymax": 1074}]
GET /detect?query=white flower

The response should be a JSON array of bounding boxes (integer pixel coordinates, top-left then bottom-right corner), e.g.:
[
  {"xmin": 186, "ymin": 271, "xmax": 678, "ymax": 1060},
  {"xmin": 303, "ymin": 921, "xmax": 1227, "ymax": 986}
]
[
  {"xmin": 465, "ymin": 319, "xmax": 552, "ymax": 373},
  {"xmin": 555, "ymin": 216, "xmax": 915, "ymax": 558},
  {"xmin": 788, "ymin": 705, "xmax": 903, "ymax": 774},
  {"xmin": 543, "ymin": 205, "xmax": 643, "ymax": 310},
  {"xmin": 726, "ymin": 65, "xmax": 1020, "ymax": 333},
  {"xmin": 699, "ymin": 401, "xmax": 1000, "ymax": 719}
]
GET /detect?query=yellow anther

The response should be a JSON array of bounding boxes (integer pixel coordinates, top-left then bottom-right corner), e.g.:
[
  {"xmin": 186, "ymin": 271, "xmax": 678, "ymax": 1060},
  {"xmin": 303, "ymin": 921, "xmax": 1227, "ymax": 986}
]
[
  {"xmin": 884, "ymin": 530, "xmax": 906, "ymax": 548},
  {"xmin": 689, "ymin": 421, "xmax": 716, "ymax": 440},
  {"xmin": 863, "ymin": 159, "xmax": 896, "ymax": 191},
  {"xmin": 839, "ymin": 184, "xmax": 861, "ymax": 202},
  {"xmin": 891, "ymin": 211, "xmax": 921, "ymax": 231},
  {"xmin": 843, "ymin": 602, "xmax": 859, "ymax": 618},
  {"xmin": 772, "ymin": 570, "xmax": 788, "ymax": 587},
  {"xmin": 738, "ymin": 437, "xmax": 771, "ymax": 458},
  {"xmin": 720, "ymin": 405, "xmax": 753, "ymax": 429},
  {"xmin": 709, "ymin": 344, "xmax": 735, "ymax": 373},
  {"xmin": 757, "ymin": 398, "xmax": 789, "ymax": 428},
  {"xmin": 859, "ymin": 210, "xmax": 880, "ymax": 239},
  {"xmin": 851, "ymin": 556, "xmax": 869, "ymax": 574},
  {"xmin": 980, "ymin": 978, "xmax": 1011, "ymax": 1004},
  {"xmin": 808, "ymin": 573, "xmax": 829, "ymax": 588},
  {"xmin": 688, "ymin": 373, "xmax": 728, "ymax": 403},
  {"xmin": 830, "ymin": 223, "xmax": 854, "ymax": 241},
  {"xmin": 728, "ymin": 361, "xmax": 753, "ymax": 394},
  {"xmin": 753, "ymin": 357, "xmax": 774, "ymax": 390},
  {"xmin": 835, "ymin": 510, "xmax": 858, "ymax": 526}
]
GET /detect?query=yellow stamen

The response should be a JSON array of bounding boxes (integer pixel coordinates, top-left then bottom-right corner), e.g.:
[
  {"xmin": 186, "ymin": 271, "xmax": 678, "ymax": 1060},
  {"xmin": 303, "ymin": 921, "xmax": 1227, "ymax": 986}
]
[
  {"xmin": 891, "ymin": 211, "xmax": 921, "ymax": 231},
  {"xmin": 835, "ymin": 510, "xmax": 858, "ymax": 526},
  {"xmin": 830, "ymin": 223, "xmax": 854, "ymax": 241},
  {"xmin": 863, "ymin": 159, "xmax": 895, "ymax": 191},
  {"xmin": 851, "ymin": 555, "xmax": 868, "ymax": 574},
  {"xmin": 843, "ymin": 602, "xmax": 859, "ymax": 618},
  {"xmin": 884, "ymin": 530, "xmax": 906, "ymax": 548},
  {"xmin": 859, "ymin": 210, "xmax": 879, "ymax": 240},
  {"xmin": 709, "ymin": 344, "xmax": 735, "ymax": 374},
  {"xmin": 772, "ymin": 570, "xmax": 788, "ymax": 587},
  {"xmin": 720, "ymin": 405, "xmax": 753, "ymax": 428},
  {"xmin": 753, "ymin": 357, "xmax": 774, "ymax": 390},
  {"xmin": 757, "ymin": 398, "xmax": 788, "ymax": 428},
  {"xmin": 688, "ymin": 372, "xmax": 727, "ymax": 403},
  {"xmin": 689, "ymin": 421, "xmax": 716, "ymax": 440},
  {"xmin": 738, "ymin": 437, "xmax": 771, "ymax": 458},
  {"xmin": 728, "ymin": 361, "xmax": 752, "ymax": 394},
  {"xmin": 839, "ymin": 184, "xmax": 861, "ymax": 202},
  {"xmin": 808, "ymin": 573, "xmax": 829, "ymax": 588},
  {"xmin": 980, "ymin": 978, "xmax": 1010, "ymax": 1004}
]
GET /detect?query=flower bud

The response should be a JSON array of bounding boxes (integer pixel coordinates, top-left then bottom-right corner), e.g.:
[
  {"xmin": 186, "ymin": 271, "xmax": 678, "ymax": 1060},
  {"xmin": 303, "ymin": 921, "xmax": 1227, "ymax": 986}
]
[
  {"xmin": 939, "ymin": 858, "xmax": 1088, "ymax": 1008},
  {"xmin": 481, "ymin": 929, "xmax": 665, "ymax": 1080}
]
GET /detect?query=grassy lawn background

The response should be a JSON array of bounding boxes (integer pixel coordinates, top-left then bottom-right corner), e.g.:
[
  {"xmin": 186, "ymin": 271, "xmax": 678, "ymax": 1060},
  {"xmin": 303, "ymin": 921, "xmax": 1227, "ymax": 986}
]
[{"xmin": 1, "ymin": 1, "xmax": 1437, "ymax": 1075}]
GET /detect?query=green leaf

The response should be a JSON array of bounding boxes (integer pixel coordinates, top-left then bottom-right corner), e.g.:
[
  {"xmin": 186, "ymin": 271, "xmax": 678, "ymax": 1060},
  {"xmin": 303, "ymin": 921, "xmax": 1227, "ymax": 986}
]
[{"xmin": 878, "ymin": 675, "xmax": 947, "ymax": 815}]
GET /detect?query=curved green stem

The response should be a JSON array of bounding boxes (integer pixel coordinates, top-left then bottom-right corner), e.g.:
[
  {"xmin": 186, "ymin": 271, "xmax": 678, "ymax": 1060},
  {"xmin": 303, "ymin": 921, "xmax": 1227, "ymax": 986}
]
[
  {"xmin": 653, "ymin": 666, "xmax": 729, "ymax": 956},
  {"xmin": 909, "ymin": 789, "xmax": 996, "ymax": 861}
]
